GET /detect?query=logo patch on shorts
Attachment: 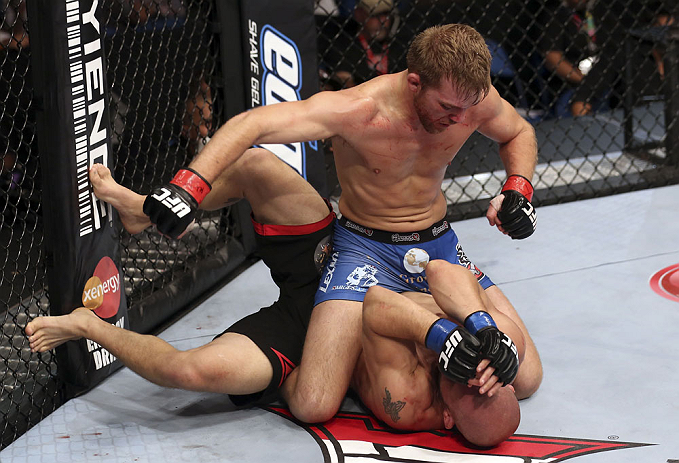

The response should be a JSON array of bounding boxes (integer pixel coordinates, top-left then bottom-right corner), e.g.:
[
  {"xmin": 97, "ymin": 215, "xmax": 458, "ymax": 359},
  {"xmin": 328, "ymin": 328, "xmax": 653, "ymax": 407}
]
[
  {"xmin": 391, "ymin": 232, "xmax": 420, "ymax": 243},
  {"xmin": 318, "ymin": 251, "xmax": 339, "ymax": 293},
  {"xmin": 344, "ymin": 219, "xmax": 374, "ymax": 237},
  {"xmin": 431, "ymin": 220, "xmax": 449, "ymax": 236},
  {"xmin": 403, "ymin": 248, "xmax": 430, "ymax": 274},
  {"xmin": 313, "ymin": 235, "xmax": 332, "ymax": 274},
  {"xmin": 347, "ymin": 265, "xmax": 378, "ymax": 288},
  {"xmin": 330, "ymin": 264, "xmax": 379, "ymax": 293}
]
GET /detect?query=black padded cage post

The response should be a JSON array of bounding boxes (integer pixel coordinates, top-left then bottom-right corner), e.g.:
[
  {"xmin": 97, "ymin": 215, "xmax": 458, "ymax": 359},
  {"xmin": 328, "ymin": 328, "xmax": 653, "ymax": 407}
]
[
  {"xmin": 214, "ymin": 0, "xmax": 257, "ymax": 256},
  {"xmin": 2, "ymin": 0, "xmax": 254, "ymax": 449}
]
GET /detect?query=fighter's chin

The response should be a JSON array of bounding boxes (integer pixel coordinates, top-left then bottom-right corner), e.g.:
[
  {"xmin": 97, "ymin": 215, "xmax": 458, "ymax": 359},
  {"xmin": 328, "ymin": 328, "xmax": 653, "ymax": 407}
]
[
  {"xmin": 425, "ymin": 121, "xmax": 454, "ymax": 134},
  {"xmin": 423, "ymin": 126, "xmax": 442, "ymax": 134}
]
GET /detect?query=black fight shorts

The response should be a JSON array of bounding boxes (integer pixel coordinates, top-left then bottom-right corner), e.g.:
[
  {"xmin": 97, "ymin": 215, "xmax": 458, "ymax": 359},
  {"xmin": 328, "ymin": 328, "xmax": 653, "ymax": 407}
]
[
  {"xmin": 217, "ymin": 299, "xmax": 311, "ymax": 406},
  {"xmin": 217, "ymin": 204, "xmax": 335, "ymax": 406}
]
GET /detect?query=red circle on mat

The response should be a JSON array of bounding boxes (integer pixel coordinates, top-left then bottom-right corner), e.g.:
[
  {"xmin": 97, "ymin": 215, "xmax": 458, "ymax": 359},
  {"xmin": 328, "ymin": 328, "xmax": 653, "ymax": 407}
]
[
  {"xmin": 649, "ymin": 263, "xmax": 679, "ymax": 303},
  {"xmin": 81, "ymin": 256, "xmax": 121, "ymax": 319}
]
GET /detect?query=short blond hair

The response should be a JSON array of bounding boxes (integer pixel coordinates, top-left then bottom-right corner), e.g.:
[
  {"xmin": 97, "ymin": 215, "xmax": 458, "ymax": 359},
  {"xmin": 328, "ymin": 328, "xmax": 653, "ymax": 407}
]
[{"xmin": 406, "ymin": 24, "xmax": 492, "ymax": 103}]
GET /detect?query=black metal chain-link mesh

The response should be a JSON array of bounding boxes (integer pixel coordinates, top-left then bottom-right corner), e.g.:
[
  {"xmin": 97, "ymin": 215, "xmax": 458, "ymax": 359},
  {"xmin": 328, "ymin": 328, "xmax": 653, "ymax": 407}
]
[
  {"xmin": 316, "ymin": 0, "xmax": 679, "ymax": 219},
  {"xmin": 1, "ymin": 0, "xmax": 240, "ymax": 449},
  {"xmin": 102, "ymin": 1, "xmax": 234, "ymax": 306},
  {"xmin": 1, "ymin": 0, "xmax": 58, "ymax": 450}
]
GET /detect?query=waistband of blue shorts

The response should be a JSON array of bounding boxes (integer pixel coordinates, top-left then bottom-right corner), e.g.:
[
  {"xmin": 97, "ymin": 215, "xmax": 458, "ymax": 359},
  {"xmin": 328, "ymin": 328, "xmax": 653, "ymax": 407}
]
[{"xmin": 338, "ymin": 216, "xmax": 451, "ymax": 244}]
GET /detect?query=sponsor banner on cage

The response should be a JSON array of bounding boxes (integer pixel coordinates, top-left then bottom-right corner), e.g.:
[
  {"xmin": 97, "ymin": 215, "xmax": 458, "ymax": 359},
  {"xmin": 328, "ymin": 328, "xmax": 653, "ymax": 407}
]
[
  {"xmin": 29, "ymin": 0, "xmax": 129, "ymax": 396},
  {"xmin": 64, "ymin": 0, "xmax": 115, "ymax": 238},
  {"xmin": 240, "ymin": 0, "xmax": 327, "ymax": 194}
]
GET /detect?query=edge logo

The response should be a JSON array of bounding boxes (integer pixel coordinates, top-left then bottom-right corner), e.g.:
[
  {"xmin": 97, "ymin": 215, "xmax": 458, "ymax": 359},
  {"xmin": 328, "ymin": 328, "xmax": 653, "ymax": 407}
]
[
  {"xmin": 650, "ymin": 263, "xmax": 679, "ymax": 303},
  {"xmin": 264, "ymin": 407, "xmax": 651, "ymax": 463},
  {"xmin": 82, "ymin": 256, "xmax": 121, "ymax": 319}
]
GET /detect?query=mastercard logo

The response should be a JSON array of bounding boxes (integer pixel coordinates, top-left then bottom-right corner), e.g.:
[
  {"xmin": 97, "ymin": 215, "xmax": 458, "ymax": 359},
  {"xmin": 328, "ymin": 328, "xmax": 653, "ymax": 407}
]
[
  {"xmin": 82, "ymin": 256, "xmax": 121, "ymax": 318},
  {"xmin": 649, "ymin": 263, "xmax": 679, "ymax": 303}
]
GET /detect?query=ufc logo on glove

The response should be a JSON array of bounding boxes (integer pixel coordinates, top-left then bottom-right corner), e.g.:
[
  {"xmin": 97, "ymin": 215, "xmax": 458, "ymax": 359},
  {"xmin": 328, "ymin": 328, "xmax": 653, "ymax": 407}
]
[
  {"xmin": 438, "ymin": 330, "xmax": 463, "ymax": 370},
  {"xmin": 151, "ymin": 187, "xmax": 192, "ymax": 218}
]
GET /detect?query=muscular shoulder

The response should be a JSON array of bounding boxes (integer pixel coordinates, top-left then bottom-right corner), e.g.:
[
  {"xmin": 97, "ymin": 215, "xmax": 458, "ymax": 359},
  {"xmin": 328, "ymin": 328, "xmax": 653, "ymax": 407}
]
[
  {"xmin": 468, "ymin": 85, "xmax": 504, "ymax": 126},
  {"xmin": 363, "ymin": 366, "xmax": 443, "ymax": 431},
  {"xmin": 312, "ymin": 88, "xmax": 378, "ymax": 121},
  {"xmin": 284, "ymin": 88, "xmax": 378, "ymax": 141},
  {"xmin": 472, "ymin": 85, "xmax": 531, "ymax": 143}
]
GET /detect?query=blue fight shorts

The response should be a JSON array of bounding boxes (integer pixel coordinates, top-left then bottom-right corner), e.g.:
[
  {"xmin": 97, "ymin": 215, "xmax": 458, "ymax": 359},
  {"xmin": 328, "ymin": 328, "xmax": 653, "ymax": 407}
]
[{"xmin": 314, "ymin": 216, "xmax": 494, "ymax": 305}]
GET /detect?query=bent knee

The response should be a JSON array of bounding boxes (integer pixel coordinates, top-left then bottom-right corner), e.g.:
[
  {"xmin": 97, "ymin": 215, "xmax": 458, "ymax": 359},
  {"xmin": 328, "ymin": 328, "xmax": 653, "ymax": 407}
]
[
  {"xmin": 363, "ymin": 285, "xmax": 391, "ymax": 307},
  {"xmin": 426, "ymin": 259, "xmax": 473, "ymax": 284},
  {"xmin": 239, "ymin": 147, "xmax": 276, "ymax": 172},
  {"xmin": 214, "ymin": 148, "xmax": 273, "ymax": 187}
]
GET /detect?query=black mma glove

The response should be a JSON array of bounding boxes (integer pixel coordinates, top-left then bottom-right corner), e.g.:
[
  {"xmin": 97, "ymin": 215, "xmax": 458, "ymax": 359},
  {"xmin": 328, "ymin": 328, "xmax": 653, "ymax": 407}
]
[
  {"xmin": 497, "ymin": 174, "xmax": 536, "ymax": 240},
  {"xmin": 425, "ymin": 319, "xmax": 481, "ymax": 383},
  {"xmin": 464, "ymin": 311, "xmax": 519, "ymax": 386},
  {"xmin": 143, "ymin": 168, "xmax": 212, "ymax": 239}
]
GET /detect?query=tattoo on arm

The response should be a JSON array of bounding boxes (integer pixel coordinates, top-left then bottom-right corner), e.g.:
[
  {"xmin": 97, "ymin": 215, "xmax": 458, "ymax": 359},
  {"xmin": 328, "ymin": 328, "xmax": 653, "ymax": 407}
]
[{"xmin": 382, "ymin": 387, "xmax": 406, "ymax": 423}]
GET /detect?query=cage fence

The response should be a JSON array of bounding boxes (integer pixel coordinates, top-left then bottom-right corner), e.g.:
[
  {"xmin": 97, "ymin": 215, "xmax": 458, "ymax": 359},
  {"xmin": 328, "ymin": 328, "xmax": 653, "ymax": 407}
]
[{"xmin": 1, "ymin": 0, "xmax": 678, "ymax": 450}]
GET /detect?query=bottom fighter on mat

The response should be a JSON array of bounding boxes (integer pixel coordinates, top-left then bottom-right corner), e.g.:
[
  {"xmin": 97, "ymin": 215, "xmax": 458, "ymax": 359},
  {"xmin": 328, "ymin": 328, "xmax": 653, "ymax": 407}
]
[{"xmin": 26, "ymin": 148, "xmax": 521, "ymax": 446}]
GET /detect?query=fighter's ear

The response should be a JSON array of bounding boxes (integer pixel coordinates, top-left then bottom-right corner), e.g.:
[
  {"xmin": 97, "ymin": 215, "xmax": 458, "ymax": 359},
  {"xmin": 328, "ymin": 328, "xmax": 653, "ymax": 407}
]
[
  {"xmin": 442, "ymin": 408, "xmax": 454, "ymax": 429},
  {"xmin": 406, "ymin": 72, "xmax": 422, "ymax": 93}
]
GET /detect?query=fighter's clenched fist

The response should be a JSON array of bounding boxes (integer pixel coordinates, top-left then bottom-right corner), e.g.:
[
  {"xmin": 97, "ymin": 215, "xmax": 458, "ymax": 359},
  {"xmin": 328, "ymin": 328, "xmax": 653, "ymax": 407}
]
[
  {"xmin": 425, "ymin": 318, "xmax": 482, "ymax": 383},
  {"xmin": 143, "ymin": 168, "xmax": 211, "ymax": 239},
  {"xmin": 464, "ymin": 311, "xmax": 520, "ymax": 386},
  {"xmin": 488, "ymin": 174, "xmax": 537, "ymax": 240}
]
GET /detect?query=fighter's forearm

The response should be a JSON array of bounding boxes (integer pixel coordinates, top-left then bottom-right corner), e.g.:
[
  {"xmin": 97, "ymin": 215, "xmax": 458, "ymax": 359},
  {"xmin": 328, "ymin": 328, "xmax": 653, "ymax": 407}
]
[
  {"xmin": 362, "ymin": 287, "xmax": 437, "ymax": 346},
  {"xmin": 187, "ymin": 111, "xmax": 262, "ymax": 184},
  {"xmin": 498, "ymin": 122, "xmax": 537, "ymax": 182},
  {"xmin": 186, "ymin": 95, "xmax": 338, "ymax": 184}
]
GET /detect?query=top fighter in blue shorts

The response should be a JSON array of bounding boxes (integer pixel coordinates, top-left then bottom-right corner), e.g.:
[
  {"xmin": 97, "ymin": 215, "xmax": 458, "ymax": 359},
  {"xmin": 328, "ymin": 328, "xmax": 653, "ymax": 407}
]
[{"xmin": 141, "ymin": 24, "xmax": 543, "ymax": 423}]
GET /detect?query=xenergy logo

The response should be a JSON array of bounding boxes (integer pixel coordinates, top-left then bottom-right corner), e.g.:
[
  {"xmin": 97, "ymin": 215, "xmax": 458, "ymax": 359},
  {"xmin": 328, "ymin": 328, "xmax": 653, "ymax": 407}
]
[{"xmin": 82, "ymin": 256, "xmax": 121, "ymax": 319}]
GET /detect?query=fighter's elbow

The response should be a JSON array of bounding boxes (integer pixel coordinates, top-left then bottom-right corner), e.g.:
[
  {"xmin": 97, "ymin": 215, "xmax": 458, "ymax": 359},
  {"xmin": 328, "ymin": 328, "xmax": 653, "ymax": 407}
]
[{"xmin": 224, "ymin": 109, "xmax": 265, "ymax": 144}]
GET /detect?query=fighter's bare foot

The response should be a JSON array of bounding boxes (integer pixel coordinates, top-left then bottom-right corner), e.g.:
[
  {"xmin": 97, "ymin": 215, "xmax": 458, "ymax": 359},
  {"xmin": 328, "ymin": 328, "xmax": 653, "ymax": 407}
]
[
  {"xmin": 89, "ymin": 164, "xmax": 151, "ymax": 234},
  {"xmin": 25, "ymin": 308, "xmax": 97, "ymax": 353}
]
